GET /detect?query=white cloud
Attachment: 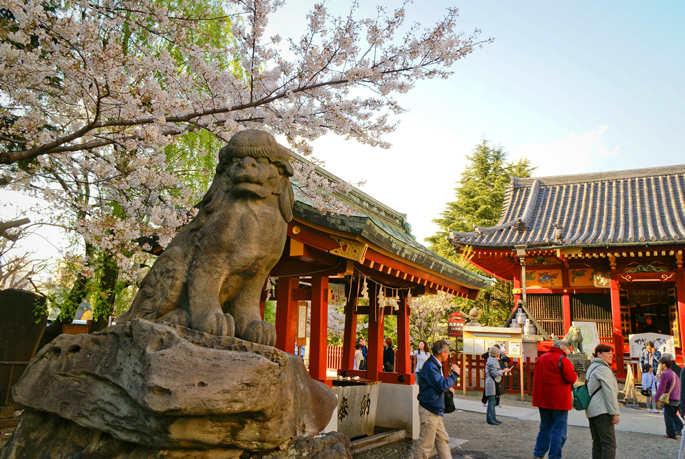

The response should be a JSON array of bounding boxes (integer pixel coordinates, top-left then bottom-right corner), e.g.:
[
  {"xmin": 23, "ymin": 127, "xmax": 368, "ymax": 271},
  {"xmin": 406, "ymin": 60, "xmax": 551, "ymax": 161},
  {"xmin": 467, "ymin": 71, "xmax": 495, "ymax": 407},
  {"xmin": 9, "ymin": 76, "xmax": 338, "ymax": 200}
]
[{"xmin": 512, "ymin": 125, "xmax": 622, "ymax": 177}]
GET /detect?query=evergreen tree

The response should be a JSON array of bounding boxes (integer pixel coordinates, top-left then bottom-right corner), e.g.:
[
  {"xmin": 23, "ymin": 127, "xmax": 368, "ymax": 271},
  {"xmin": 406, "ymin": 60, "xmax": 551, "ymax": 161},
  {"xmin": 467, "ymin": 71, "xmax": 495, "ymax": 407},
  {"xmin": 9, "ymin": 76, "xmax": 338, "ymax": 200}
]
[
  {"xmin": 426, "ymin": 140, "xmax": 536, "ymax": 326},
  {"xmin": 426, "ymin": 140, "xmax": 536, "ymax": 261}
]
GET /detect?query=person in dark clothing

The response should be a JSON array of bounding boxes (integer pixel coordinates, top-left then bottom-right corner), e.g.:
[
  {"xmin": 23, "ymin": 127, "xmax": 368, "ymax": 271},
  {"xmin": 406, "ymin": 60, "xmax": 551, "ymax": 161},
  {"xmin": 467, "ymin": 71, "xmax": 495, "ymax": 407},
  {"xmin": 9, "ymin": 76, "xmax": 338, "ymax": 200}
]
[
  {"xmin": 414, "ymin": 340, "xmax": 460, "ymax": 459},
  {"xmin": 357, "ymin": 337, "xmax": 368, "ymax": 359},
  {"xmin": 383, "ymin": 337, "xmax": 395, "ymax": 372},
  {"xmin": 663, "ymin": 353, "xmax": 682, "ymax": 377}
]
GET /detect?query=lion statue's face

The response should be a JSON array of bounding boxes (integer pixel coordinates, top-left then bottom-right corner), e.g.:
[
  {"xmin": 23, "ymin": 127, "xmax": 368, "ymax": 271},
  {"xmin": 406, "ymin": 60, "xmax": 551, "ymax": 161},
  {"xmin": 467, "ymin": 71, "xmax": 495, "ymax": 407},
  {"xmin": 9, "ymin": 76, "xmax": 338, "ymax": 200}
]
[{"xmin": 228, "ymin": 155, "xmax": 288, "ymax": 198}]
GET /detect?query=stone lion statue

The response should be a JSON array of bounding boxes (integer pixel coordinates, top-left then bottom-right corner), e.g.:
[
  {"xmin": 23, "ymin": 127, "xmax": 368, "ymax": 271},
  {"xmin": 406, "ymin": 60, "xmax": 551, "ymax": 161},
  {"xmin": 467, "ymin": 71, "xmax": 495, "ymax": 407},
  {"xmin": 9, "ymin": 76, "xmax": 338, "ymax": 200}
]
[
  {"xmin": 119, "ymin": 130, "xmax": 294, "ymax": 346},
  {"xmin": 552, "ymin": 326, "xmax": 584, "ymax": 355}
]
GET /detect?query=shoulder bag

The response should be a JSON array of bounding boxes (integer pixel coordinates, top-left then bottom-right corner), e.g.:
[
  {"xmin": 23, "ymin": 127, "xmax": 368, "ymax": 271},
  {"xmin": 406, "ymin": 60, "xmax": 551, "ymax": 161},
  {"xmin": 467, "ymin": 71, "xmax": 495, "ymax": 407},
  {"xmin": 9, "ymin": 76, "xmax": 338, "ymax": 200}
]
[
  {"xmin": 572, "ymin": 365, "xmax": 602, "ymax": 411},
  {"xmin": 444, "ymin": 390, "xmax": 456, "ymax": 413},
  {"xmin": 659, "ymin": 376, "xmax": 677, "ymax": 404}
]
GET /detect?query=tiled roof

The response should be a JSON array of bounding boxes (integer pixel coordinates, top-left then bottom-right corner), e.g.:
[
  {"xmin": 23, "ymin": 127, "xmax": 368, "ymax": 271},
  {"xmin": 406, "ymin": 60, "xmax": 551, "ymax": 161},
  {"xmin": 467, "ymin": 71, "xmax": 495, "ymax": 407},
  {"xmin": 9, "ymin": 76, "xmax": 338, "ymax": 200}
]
[
  {"xmin": 448, "ymin": 164, "xmax": 685, "ymax": 249},
  {"xmin": 290, "ymin": 153, "xmax": 492, "ymax": 290}
]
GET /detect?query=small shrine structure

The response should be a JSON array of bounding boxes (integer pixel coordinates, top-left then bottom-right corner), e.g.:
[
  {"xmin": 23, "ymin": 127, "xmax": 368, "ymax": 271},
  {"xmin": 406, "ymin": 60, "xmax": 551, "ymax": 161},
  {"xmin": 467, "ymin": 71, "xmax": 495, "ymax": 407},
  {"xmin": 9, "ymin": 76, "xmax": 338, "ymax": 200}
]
[
  {"xmin": 268, "ymin": 155, "xmax": 491, "ymax": 387},
  {"xmin": 448, "ymin": 165, "xmax": 685, "ymax": 378}
]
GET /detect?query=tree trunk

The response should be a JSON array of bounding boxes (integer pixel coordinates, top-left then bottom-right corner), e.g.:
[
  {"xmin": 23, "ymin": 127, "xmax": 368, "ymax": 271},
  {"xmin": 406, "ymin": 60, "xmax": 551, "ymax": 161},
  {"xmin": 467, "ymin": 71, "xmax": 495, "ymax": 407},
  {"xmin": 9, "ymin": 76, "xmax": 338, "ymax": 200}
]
[{"xmin": 91, "ymin": 253, "xmax": 119, "ymax": 332}]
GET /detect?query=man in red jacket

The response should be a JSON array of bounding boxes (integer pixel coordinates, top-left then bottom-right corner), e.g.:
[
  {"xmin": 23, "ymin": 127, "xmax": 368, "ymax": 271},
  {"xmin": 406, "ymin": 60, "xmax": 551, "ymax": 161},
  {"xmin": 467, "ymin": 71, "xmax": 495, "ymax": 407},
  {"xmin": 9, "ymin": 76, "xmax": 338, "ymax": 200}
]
[{"xmin": 532, "ymin": 340, "xmax": 578, "ymax": 459}]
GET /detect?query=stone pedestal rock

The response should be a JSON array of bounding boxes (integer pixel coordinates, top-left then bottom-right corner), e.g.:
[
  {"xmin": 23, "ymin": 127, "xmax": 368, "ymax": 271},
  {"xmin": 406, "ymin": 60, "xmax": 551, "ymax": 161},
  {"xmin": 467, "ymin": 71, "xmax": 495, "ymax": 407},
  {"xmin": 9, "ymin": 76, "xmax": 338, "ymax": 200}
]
[{"xmin": 2, "ymin": 319, "xmax": 340, "ymax": 457}]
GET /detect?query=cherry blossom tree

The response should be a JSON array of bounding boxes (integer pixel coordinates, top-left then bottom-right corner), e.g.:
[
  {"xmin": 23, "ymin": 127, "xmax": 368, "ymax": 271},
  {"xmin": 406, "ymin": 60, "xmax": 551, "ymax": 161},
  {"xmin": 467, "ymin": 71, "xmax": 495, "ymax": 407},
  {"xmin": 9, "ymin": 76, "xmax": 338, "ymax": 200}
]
[{"xmin": 0, "ymin": 0, "xmax": 492, "ymax": 322}]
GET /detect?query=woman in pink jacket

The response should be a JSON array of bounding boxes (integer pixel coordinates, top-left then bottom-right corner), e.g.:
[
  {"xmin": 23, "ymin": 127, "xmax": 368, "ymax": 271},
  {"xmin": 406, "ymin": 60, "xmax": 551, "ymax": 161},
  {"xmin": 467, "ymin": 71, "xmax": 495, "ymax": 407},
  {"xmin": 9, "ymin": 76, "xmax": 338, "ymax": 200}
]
[{"xmin": 654, "ymin": 356, "xmax": 681, "ymax": 439}]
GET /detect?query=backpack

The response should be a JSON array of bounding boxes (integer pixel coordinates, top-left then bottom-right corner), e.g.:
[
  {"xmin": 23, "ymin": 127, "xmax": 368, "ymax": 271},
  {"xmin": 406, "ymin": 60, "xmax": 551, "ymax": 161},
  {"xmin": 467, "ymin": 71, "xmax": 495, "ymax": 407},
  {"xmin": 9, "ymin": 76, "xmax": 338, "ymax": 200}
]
[{"xmin": 572, "ymin": 365, "xmax": 602, "ymax": 410}]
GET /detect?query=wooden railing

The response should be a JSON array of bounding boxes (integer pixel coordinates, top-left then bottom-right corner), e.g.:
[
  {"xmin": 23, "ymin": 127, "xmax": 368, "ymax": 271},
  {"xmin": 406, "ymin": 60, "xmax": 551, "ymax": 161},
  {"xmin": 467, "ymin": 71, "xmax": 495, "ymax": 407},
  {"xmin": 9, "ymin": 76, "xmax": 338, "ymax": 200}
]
[
  {"xmin": 327, "ymin": 345, "xmax": 344, "ymax": 370},
  {"xmin": 451, "ymin": 354, "xmax": 537, "ymax": 395}
]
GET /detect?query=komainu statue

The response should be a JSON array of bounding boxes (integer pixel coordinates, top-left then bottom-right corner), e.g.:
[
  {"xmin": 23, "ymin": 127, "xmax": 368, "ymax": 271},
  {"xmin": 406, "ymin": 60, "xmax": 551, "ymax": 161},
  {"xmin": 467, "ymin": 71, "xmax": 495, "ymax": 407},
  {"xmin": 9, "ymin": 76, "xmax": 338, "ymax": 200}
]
[
  {"xmin": 119, "ymin": 130, "xmax": 294, "ymax": 346},
  {"xmin": 552, "ymin": 325, "xmax": 585, "ymax": 355}
]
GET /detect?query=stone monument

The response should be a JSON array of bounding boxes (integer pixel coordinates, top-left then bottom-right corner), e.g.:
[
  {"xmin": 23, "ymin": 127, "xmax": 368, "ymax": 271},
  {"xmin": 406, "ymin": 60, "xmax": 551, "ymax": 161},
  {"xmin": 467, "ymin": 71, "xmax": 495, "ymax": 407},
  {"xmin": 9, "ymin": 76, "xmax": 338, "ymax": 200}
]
[
  {"xmin": 0, "ymin": 289, "xmax": 47, "ymax": 416},
  {"xmin": 0, "ymin": 131, "xmax": 349, "ymax": 459}
]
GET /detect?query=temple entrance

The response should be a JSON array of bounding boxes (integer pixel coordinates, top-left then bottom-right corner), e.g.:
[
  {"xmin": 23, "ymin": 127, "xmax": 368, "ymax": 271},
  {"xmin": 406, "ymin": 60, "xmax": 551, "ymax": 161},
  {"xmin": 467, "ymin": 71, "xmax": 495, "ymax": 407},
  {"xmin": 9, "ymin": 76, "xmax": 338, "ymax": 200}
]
[{"xmin": 625, "ymin": 289, "xmax": 674, "ymax": 335}]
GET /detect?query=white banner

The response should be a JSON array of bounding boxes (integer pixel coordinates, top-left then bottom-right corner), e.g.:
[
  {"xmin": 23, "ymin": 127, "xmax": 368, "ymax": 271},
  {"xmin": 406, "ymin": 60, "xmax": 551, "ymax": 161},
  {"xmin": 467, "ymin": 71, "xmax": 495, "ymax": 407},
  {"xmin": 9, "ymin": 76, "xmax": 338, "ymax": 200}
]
[
  {"xmin": 629, "ymin": 333, "xmax": 675, "ymax": 360},
  {"xmin": 572, "ymin": 321, "xmax": 600, "ymax": 355}
]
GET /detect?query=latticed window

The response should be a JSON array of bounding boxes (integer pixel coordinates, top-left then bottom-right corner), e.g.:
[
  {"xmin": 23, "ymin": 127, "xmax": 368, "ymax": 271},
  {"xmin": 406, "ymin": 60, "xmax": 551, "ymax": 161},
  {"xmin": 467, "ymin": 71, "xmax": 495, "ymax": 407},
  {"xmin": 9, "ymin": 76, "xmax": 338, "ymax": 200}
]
[
  {"xmin": 571, "ymin": 293, "xmax": 612, "ymax": 338},
  {"xmin": 527, "ymin": 294, "xmax": 564, "ymax": 337}
]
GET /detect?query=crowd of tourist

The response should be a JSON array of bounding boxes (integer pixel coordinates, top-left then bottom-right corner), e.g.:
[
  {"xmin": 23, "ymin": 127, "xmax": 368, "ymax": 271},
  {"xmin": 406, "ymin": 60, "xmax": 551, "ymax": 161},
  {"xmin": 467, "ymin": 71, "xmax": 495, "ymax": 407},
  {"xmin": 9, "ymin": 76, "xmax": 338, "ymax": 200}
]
[{"xmin": 405, "ymin": 337, "xmax": 683, "ymax": 459}]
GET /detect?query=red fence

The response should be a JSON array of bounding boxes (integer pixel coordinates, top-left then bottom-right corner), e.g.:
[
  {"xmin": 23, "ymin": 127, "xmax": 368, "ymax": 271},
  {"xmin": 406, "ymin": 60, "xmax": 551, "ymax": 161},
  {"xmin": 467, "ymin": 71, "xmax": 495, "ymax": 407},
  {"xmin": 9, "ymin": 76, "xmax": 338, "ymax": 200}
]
[
  {"xmin": 452, "ymin": 354, "xmax": 537, "ymax": 395},
  {"xmin": 327, "ymin": 345, "xmax": 343, "ymax": 370}
]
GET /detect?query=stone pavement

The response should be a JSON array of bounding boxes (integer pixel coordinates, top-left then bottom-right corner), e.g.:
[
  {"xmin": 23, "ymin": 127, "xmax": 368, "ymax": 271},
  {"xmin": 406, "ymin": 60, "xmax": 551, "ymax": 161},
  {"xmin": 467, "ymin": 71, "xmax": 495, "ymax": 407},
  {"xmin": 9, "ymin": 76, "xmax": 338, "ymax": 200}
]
[
  {"xmin": 352, "ymin": 394, "xmax": 682, "ymax": 459},
  {"xmin": 453, "ymin": 395, "xmax": 667, "ymax": 435}
]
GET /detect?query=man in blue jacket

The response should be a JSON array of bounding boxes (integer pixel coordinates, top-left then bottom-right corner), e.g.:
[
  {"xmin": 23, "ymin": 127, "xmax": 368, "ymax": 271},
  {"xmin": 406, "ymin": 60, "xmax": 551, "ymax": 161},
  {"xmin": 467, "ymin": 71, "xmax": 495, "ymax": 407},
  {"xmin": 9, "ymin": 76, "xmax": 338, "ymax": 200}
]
[{"xmin": 414, "ymin": 340, "xmax": 460, "ymax": 459}]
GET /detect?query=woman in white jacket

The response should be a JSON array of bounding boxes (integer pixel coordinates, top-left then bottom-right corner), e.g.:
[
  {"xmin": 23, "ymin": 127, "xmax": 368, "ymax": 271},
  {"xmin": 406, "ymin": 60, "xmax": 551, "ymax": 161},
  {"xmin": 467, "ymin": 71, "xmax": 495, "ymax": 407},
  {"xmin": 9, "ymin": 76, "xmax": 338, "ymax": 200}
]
[{"xmin": 585, "ymin": 344, "xmax": 620, "ymax": 459}]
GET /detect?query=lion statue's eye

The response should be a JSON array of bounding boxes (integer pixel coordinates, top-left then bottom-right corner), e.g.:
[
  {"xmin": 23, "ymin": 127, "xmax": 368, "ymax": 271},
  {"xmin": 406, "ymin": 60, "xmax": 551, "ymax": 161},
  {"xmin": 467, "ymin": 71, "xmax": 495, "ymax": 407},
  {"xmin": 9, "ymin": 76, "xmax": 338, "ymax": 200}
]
[
  {"xmin": 231, "ymin": 157, "xmax": 240, "ymax": 163},
  {"xmin": 278, "ymin": 167, "xmax": 285, "ymax": 174}
]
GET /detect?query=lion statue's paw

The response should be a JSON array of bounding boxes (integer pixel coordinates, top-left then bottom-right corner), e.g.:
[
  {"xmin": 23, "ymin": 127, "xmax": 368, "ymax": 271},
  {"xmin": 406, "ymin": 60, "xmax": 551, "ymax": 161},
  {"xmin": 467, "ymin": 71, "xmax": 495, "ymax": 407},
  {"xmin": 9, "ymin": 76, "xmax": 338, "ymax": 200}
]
[
  {"xmin": 194, "ymin": 312, "xmax": 236, "ymax": 337},
  {"xmin": 237, "ymin": 319, "xmax": 276, "ymax": 347}
]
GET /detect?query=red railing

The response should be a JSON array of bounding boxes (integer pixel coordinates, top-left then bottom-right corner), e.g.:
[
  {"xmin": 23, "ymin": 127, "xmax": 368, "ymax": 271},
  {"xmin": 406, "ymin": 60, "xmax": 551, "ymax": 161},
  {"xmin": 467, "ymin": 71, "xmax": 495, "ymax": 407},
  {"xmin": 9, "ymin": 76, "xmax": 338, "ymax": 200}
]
[
  {"xmin": 327, "ymin": 345, "xmax": 344, "ymax": 369},
  {"xmin": 452, "ymin": 354, "xmax": 537, "ymax": 395}
]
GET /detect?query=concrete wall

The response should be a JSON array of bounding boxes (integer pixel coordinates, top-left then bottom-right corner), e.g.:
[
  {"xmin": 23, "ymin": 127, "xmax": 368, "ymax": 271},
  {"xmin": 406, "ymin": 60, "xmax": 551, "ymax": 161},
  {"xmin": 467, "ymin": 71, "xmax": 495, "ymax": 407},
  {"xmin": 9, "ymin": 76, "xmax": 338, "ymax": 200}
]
[{"xmin": 374, "ymin": 383, "xmax": 420, "ymax": 439}]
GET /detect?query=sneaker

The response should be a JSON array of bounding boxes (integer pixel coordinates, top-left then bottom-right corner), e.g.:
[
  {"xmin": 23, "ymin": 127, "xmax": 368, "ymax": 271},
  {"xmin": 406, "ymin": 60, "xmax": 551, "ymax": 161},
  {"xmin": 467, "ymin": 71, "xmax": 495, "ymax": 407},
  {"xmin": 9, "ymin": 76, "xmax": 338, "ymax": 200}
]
[
  {"xmin": 482, "ymin": 403, "xmax": 487, "ymax": 407},
  {"xmin": 497, "ymin": 405, "xmax": 502, "ymax": 408},
  {"xmin": 647, "ymin": 409, "xmax": 654, "ymax": 413}
]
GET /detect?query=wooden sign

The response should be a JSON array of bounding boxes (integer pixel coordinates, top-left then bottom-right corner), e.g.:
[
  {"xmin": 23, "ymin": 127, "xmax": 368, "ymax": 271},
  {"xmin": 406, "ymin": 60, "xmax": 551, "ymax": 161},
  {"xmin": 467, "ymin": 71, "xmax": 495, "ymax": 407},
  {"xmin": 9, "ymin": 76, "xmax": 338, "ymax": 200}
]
[
  {"xmin": 448, "ymin": 314, "xmax": 464, "ymax": 338},
  {"xmin": 296, "ymin": 301, "xmax": 308, "ymax": 346}
]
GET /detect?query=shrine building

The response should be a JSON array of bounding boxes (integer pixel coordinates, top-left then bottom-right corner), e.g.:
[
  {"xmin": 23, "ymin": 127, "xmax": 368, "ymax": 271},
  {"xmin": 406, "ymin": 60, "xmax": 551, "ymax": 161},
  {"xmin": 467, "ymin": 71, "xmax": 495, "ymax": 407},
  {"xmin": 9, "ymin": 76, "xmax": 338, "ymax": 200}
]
[
  {"xmin": 267, "ymin": 155, "xmax": 490, "ymax": 386},
  {"xmin": 264, "ymin": 155, "xmax": 490, "ymax": 438},
  {"xmin": 448, "ymin": 164, "xmax": 685, "ymax": 378}
]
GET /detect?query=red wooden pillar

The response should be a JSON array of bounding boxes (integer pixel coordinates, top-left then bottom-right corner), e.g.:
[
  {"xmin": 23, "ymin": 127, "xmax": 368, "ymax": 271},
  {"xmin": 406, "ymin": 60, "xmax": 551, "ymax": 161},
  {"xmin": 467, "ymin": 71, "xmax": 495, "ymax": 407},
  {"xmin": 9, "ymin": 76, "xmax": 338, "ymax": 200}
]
[
  {"xmin": 396, "ymin": 293, "xmax": 413, "ymax": 383},
  {"xmin": 310, "ymin": 275, "xmax": 331, "ymax": 387},
  {"xmin": 561, "ymin": 267, "xmax": 571, "ymax": 332},
  {"xmin": 609, "ymin": 272, "xmax": 625, "ymax": 377},
  {"xmin": 366, "ymin": 286, "xmax": 383, "ymax": 381},
  {"xmin": 676, "ymin": 270, "xmax": 685, "ymax": 363},
  {"xmin": 562, "ymin": 294, "xmax": 571, "ymax": 333},
  {"xmin": 275, "ymin": 277, "xmax": 299, "ymax": 354},
  {"xmin": 342, "ymin": 281, "xmax": 358, "ymax": 371}
]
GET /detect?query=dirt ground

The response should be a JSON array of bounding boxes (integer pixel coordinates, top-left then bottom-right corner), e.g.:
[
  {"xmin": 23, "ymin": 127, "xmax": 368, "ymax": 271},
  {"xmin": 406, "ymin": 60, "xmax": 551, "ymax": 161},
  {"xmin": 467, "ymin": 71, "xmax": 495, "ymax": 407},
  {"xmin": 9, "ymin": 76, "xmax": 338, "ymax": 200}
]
[{"xmin": 353, "ymin": 408, "xmax": 681, "ymax": 459}]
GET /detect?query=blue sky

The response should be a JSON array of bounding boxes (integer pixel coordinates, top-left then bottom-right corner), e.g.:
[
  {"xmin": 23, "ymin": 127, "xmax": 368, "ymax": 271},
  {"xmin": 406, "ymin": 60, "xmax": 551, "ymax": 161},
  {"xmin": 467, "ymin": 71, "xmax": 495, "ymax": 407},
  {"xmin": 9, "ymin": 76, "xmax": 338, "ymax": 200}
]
[{"xmin": 269, "ymin": 1, "xmax": 685, "ymax": 243}]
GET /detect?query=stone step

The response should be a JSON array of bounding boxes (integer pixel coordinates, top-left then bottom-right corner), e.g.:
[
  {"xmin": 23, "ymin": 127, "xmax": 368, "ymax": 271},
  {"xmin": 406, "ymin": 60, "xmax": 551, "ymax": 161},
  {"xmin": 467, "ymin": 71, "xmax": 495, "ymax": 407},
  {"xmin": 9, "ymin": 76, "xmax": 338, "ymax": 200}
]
[
  {"xmin": 350, "ymin": 428, "xmax": 407, "ymax": 453},
  {"xmin": 350, "ymin": 429, "xmax": 469, "ymax": 456}
]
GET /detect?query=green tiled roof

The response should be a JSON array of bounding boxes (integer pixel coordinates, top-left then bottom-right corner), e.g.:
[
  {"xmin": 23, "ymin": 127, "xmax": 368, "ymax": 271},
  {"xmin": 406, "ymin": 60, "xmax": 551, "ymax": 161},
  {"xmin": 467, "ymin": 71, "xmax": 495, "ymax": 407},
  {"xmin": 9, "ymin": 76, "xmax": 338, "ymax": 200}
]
[{"xmin": 291, "ymin": 154, "xmax": 491, "ymax": 291}]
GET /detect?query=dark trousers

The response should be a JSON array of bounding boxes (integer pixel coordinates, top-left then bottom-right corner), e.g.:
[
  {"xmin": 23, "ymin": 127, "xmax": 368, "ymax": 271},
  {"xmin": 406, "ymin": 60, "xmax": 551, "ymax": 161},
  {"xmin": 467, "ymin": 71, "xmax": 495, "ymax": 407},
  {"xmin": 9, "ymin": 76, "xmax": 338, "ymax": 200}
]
[
  {"xmin": 481, "ymin": 389, "xmax": 500, "ymax": 406},
  {"xmin": 664, "ymin": 403, "xmax": 680, "ymax": 437},
  {"xmin": 534, "ymin": 408, "xmax": 568, "ymax": 459},
  {"xmin": 486, "ymin": 395, "xmax": 498, "ymax": 424},
  {"xmin": 588, "ymin": 414, "xmax": 616, "ymax": 459},
  {"xmin": 674, "ymin": 406, "xmax": 683, "ymax": 432}
]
